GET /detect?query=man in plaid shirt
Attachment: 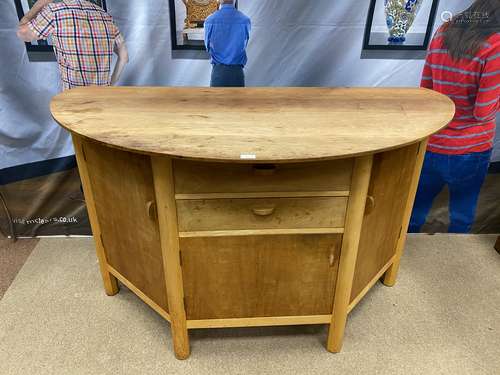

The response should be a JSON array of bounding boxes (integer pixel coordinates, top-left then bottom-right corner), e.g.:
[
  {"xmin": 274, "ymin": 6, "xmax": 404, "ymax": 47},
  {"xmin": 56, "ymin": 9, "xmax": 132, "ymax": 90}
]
[{"xmin": 17, "ymin": 0, "xmax": 128, "ymax": 90}]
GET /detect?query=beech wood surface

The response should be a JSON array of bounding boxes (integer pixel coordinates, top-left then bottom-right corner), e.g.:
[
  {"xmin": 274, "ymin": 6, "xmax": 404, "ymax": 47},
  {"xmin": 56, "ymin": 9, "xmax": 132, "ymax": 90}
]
[
  {"xmin": 383, "ymin": 140, "xmax": 429, "ymax": 286},
  {"xmin": 174, "ymin": 159, "xmax": 353, "ymax": 192},
  {"xmin": 83, "ymin": 139, "xmax": 169, "ymax": 311},
  {"xmin": 186, "ymin": 315, "xmax": 332, "ymax": 329},
  {"xmin": 51, "ymin": 87, "xmax": 455, "ymax": 163},
  {"xmin": 152, "ymin": 157, "xmax": 190, "ymax": 359},
  {"xmin": 72, "ymin": 136, "xmax": 119, "ymax": 296},
  {"xmin": 51, "ymin": 88, "xmax": 457, "ymax": 359},
  {"xmin": 176, "ymin": 197, "xmax": 348, "ymax": 232},
  {"xmin": 350, "ymin": 143, "xmax": 420, "ymax": 301},
  {"xmin": 181, "ymin": 234, "xmax": 342, "ymax": 319},
  {"xmin": 327, "ymin": 155, "xmax": 373, "ymax": 352}
]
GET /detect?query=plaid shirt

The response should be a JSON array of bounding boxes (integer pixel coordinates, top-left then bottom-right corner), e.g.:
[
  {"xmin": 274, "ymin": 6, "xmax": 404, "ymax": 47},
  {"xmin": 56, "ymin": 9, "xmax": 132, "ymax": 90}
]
[{"xmin": 28, "ymin": 0, "xmax": 120, "ymax": 90}]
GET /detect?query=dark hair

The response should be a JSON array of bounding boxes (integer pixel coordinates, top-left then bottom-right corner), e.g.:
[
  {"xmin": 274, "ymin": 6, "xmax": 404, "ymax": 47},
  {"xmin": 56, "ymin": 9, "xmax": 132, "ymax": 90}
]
[{"xmin": 443, "ymin": 0, "xmax": 500, "ymax": 61}]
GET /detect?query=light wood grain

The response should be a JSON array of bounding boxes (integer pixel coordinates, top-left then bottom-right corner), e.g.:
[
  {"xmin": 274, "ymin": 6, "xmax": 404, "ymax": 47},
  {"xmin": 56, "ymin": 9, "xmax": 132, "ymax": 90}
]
[
  {"xmin": 178, "ymin": 228, "xmax": 344, "ymax": 238},
  {"xmin": 350, "ymin": 143, "xmax": 420, "ymax": 302},
  {"xmin": 174, "ymin": 159, "xmax": 353, "ymax": 192},
  {"xmin": 327, "ymin": 155, "xmax": 373, "ymax": 353},
  {"xmin": 347, "ymin": 255, "xmax": 396, "ymax": 314},
  {"xmin": 175, "ymin": 191, "xmax": 350, "ymax": 200},
  {"xmin": 181, "ymin": 234, "xmax": 342, "ymax": 320},
  {"xmin": 51, "ymin": 87, "xmax": 455, "ymax": 162},
  {"xmin": 177, "ymin": 197, "xmax": 347, "ymax": 232},
  {"xmin": 108, "ymin": 265, "xmax": 171, "ymax": 322},
  {"xmin": 151, "ymin": 157, "xmax": 190, "ymax": 360},
  {"xmin": 56, "ymin": 88, "xmax": 454, "ymax": 358},
  {"xmin": 187, "ymin": 315, "xmax": 332, "ymax": 329},
  {"xmin": 83, "ymin": 140, "xmax": 169, "ymax": 311},
  {"xmin": 72, "ymin": 135, "xmax": 119, "ymax": 296},
  {"xmin": 383, "ymin": 140, "xmax": 428, "ymax": 286}
]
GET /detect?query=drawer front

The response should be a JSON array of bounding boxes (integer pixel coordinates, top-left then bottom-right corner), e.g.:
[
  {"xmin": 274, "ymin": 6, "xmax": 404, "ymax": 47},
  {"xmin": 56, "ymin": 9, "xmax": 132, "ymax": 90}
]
[
  {"xmin": 174, "ymin": 159, "xmax": 353, "ymax": 194},
  {"xmin": 177, "ymin": 197, "xmax": 348, "ymax": 232}
]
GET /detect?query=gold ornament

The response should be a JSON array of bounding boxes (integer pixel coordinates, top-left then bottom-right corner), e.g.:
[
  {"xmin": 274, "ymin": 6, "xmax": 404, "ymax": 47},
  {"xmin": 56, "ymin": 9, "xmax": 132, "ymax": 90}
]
[{"xmin": 184, "ymin": 0, "xmax": 219, "ymax": 29}]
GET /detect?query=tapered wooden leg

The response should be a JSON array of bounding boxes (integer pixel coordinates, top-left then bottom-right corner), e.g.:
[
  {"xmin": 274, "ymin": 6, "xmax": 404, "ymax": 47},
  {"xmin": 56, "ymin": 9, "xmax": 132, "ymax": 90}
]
[
  {"xmin": 494, "ymin": 236, "xmax": 500, "ymax": 255},
  {"xmin": 327, "ymin": 155, "xmax": 373, "ymax": 353},
  {"xmin": 383, "ymin": 140, "xmax": 428, "ymax": 287},
  {"xmin": 151, "ymin": 156, "xmax": 190, "ymax": 360},
  {"xmin": 73, "ymin": 135, "xmax": 119, "ymax": 296}
]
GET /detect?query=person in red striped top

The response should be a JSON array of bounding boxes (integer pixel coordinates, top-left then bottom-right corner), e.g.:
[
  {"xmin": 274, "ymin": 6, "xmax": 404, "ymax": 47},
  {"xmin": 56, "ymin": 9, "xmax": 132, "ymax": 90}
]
[{"xmin": 410, "ymin": 0, "xmax": 499, "ymax": 233}]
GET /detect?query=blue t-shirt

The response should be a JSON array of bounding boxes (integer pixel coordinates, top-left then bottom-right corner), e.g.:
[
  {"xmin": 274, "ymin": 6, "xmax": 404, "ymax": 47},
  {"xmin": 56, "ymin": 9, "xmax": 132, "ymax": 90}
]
[{"xmin": 204, "ymin": 4, "xmax": 251, "ymax": 66}]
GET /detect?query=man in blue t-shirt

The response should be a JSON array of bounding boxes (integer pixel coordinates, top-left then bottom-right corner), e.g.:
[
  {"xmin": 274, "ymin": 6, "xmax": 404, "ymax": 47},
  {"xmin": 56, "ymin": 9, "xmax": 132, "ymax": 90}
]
[{"xmin": 204, "ymin": 0, "xmax": 251, "ymax": 87}]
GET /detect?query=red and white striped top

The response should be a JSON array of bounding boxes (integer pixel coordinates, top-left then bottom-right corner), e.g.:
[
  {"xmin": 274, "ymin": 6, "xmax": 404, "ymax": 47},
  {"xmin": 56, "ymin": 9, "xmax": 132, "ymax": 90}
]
[{"xmin": 421, "ymin": 29, "xmax": 499, "ymax": 154}]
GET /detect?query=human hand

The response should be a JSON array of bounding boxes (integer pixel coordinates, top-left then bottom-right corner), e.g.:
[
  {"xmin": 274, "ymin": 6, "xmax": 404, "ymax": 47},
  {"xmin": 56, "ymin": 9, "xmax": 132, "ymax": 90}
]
[
  {"xmin": 19, "ymin": 16, "xmax": 30, "ymax": 26},
  {"xmin": 16, "ymin": 23, "xmax": 36, "ymax": 42}
]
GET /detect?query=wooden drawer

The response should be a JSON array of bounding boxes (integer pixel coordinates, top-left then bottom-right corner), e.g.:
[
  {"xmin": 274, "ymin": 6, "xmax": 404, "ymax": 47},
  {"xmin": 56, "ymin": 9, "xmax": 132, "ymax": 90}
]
[
  {"xmin": 173, "ymin": 159, "xmax": 353, "ymax": 195},
  {"xmin": 177, "ymin": 197, "xmax": 348, "ymax": 233}
]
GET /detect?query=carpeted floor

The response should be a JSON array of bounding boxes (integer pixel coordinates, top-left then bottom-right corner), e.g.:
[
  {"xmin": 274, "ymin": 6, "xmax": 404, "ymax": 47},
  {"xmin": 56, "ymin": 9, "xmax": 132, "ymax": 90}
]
[
  {"xmin": 0, "ymin": 235, "xmax": 499, "ymax": 374},
  {"xmin": 0, "ymin": 237, "xmax": 38, "ymax": 299}
]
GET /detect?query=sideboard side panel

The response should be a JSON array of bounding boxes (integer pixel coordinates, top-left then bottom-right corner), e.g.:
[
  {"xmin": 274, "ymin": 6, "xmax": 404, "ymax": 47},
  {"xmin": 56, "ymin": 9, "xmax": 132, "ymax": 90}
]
[
  {"xmin": 72, "ymin": 135, "xmax": 118, "ymax": 296},
  {"xmin": 350, "ymin": 143, "xmax": 420, "ymax": 303},
  {"xmin": 83, "ymin": 140, "xmax": 169, "ymax": 312}
]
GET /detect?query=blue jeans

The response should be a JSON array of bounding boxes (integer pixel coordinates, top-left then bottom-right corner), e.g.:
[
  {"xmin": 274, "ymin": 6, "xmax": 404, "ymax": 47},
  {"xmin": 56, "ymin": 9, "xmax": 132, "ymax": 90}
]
[
  {"xmin": 409, "ymin": 150, "xmax": 492, "ymax": 233},
  {"xmin": 210, "ymin": 64, "xmax": 245, "ymax": 87}
]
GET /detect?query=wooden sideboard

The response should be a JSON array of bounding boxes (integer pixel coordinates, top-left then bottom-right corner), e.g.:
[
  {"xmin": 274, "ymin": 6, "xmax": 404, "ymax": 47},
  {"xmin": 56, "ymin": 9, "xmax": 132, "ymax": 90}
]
[{"xmin": 51, "ymin": 87, "xmax": 455, "ymax": 359}]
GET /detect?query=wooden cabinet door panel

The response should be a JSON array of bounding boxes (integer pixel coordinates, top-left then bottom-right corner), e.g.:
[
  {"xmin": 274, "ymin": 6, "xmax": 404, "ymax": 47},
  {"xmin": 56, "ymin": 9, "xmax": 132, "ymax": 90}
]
[{"xmin": 181, "ymin": 234, "xmax": 342, "ymax": 319}]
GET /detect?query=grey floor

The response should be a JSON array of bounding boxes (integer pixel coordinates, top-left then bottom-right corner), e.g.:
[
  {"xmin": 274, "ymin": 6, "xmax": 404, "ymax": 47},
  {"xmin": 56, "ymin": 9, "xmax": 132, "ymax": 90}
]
[
  {"xmin": 0, "ymin": 237, "xmax": 37, "ymax": 299},
  {"xmin": 0, "ymin": 235, "xmax": 499, "ymax": 375}
]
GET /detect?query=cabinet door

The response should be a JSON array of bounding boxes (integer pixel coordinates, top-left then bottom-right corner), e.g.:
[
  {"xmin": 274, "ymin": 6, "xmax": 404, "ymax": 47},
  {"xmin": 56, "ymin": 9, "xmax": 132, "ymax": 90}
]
[
  {"xmin": 181, "ymin": 234, "xmax": 341, "ymax": 320},
  {"xmin": 84, "ymin": 140, "xmax": 169, "ymax": 312},
  {"xmin": 350, "ymin": 144, "xmax": 419, "ymax": 303}
]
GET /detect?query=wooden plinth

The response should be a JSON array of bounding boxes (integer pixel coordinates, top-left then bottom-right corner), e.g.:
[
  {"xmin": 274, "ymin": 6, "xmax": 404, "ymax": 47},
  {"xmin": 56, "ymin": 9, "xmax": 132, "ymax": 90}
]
[{"xmin": 52, "ymin": 87, "xmax": 455, "ymax": 359}]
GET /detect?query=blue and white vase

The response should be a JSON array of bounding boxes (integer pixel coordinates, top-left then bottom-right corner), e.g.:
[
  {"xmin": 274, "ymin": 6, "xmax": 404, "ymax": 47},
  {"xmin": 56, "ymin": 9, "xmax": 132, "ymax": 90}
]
[{"xmin": 384, "ymin": 0, "xmax": 423, "ymax": 43}]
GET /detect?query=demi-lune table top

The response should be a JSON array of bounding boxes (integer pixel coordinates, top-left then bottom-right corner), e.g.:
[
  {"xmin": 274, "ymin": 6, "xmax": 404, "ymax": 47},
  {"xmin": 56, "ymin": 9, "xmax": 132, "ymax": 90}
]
[{"xmin": 51, "ymin": 87, "xmax": 455, "ymax": 163}]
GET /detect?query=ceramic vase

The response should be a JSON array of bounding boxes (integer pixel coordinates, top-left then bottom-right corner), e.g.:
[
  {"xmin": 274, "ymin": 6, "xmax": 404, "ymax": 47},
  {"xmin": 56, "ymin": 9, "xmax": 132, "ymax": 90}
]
[{"xmin": 384, "ymin": 0, "xmax": 423, "ymax": 43}]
